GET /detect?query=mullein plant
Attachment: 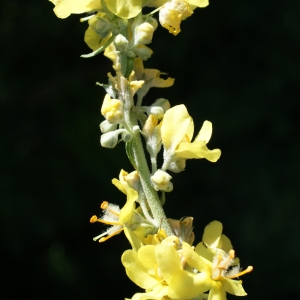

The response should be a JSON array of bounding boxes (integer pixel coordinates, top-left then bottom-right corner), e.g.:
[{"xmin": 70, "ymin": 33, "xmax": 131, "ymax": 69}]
[{"xmin": 49, "ymin": 0, "xmax": 253, "ymax": 299}]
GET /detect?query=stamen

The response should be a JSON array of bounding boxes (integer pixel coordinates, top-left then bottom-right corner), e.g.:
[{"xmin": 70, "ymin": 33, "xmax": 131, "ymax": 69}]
[
  {"xmin": 80, "ymin": 15, "xmax": 95, "ymax": 22},
  {"xmin": 226, "ymin": 266, "xmax": 253, "ymax": 279},
  {"xmin": 218, "ymin": 250, "xmax": 235, "ymax": 270},
  {"xmin": 101, "ymin": 201, "xmax": 120, "ymax": 217},
  {"xmin": 99, "ymin": 227, "xmax": 124, "ymax": 242},
  {"xmin": 90, "ymin": 215, "xmax": 121, "ymax": 226}
]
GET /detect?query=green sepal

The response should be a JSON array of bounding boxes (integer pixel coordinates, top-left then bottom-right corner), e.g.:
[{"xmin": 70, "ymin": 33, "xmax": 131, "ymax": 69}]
[
  {"xmin": 126, "ymin": 141, "xmax": 137, "ymax": 169},
  {"xmin": 81, "ymin": 35, "xmax": 116, "ymax": 58}
]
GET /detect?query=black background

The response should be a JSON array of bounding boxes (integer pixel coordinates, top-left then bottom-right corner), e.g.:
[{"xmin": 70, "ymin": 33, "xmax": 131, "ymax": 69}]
[{"xmin": 1, "ymin": 0, "xmax": 300, "ymax": 299}]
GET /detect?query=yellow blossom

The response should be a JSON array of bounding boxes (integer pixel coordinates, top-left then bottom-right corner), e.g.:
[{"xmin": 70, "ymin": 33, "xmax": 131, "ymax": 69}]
[
  {"xmin": 179, "ymin": 221, "xmax": 253, "ymax": 300},
  {"xmin": 159, "ymin": 0, "xmax": 193, "ymax": 35},
  {"xmin": 161, "ymin": 104, "xmax": 221, "ymax": 165},
  {"xmin": 148, "ymin": 0, "xmax": 209, "ymax": 35},
  {"xmin": 122, "ymin": 235, "xmax": 210, "ymax": 300},
  {"xmin": 90, "ymin": 188, "xmax": 141, "ymax": 242}
]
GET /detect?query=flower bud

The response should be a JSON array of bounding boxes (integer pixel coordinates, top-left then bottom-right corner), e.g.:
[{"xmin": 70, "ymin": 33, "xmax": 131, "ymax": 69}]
[
  {"xmin": 114, "ymin": 34, "xmax": 128, "ymax": 52},
  {"xmin": 148, "ymin": 106, "xmax": 164, "ymax": 119},
  {"xmin": 99, "ymin": 120, "xmax": 118, "ymax": 133},
  {"xmin": 151, "ymin": 169, "xmax": 172, "ymax": 191},
  {"xmin": 125, "ymin": 171, "xmax": 139, "ymax": 191},
  {"xmin": 135, "ymin": 22, "xmax": 154, "ymax": 45},
  {"xmin": 152, "ymin": 98, "xmax": 170, "ymax": 112},
  {"xmin": 101, "ymin": 94, "xmax": 124, "ymax": 124},
  {"xmin": 100, "ymin": 131, "xmax": 118, "ymax": 148},
  {"xmin": 142, "ymin": 114, "xmax": 158, "ymax": 137}
]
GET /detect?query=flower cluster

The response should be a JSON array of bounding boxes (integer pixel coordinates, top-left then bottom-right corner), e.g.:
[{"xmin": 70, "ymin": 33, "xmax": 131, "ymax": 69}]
[
  {"xmin": 122, "ymin": 221, "xmax": 253, "ymax": 300},
  {"xmin": 49, "ymin": 1, "xmax": 253, "ymax": 300}
]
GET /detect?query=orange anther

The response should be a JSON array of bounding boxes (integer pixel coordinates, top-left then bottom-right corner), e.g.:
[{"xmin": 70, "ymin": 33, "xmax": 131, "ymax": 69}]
[
  {"xmin": 90, "ymin": 215, "xmax": 98, "ymax": 223},
  {"xmin": 101, "ymin": 201, "xmax": 109, "ymax": 209}
]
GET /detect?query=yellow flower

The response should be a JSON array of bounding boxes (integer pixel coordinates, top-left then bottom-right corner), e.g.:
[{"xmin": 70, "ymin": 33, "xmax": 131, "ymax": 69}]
[
  {"xmin": 90, "ymin": 188, "xmax": 142, "ymax": 242},
  {"xmin": 148, "ymin": 0, "xmax": 209, "ymax": 35},
  {"xmin": 49, "ymin": 0, "xmax": 143, "ymax": 19},
  {"xmin": 179, "ymin": 221, "xmax": 253, "ymax": 300},
  {"xmin": 158, "ymin": 0, "xmax": 193, "ymax": 36},
  {"xmin": 122, "ymin": 235, "xmax": 210, "ymax": 300},
  {"xmin": 195, "ymin": 220, "xmax": 234, "ymax": 262},
  {"xmin": 161, "ymin": 105, "xmax": 221, "ymax": 168}
]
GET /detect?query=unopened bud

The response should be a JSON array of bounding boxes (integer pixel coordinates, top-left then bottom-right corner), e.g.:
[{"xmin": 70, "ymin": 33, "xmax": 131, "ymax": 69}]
[
  {"xmin": 99, "ymin": 120, "xmax": 118, "ymax": 133},
  {"xmin": 126, "ymin": 171, "xmax": 139, "ymax": 191},
  {"xmin": 142, "ymin": 114, "xmax": 158, "ymax": 137},
  {"xmin": 151, "ymin": 169, "xmax": 172, "ymax": 191},
  {"xmin": 135, "ymin": 22, "xmax": 154, "ymax": 45},
  {"xmin": 101, "ymin": 94, "xmax": 123, "ymax": 124},
  {"xmin": 148, "ymin": 106, "xmax": 164, "ymax": 119},
  {"xmin": 100, "ymin": 131, "xmax": 119, "ymax": 148},
  {"xmin": 152, "ymin": 98, "xmax": 170, "ymax": 112},
  {"xmin": 114, "ymin": 34, "xmax": 128, "ymax": 52}
]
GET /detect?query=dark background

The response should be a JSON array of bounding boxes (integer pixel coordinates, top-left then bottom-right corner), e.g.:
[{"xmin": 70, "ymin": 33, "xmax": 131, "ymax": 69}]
[{"xmin": 1, "ymin": 0, "xmax": 300, "ymax": 299}]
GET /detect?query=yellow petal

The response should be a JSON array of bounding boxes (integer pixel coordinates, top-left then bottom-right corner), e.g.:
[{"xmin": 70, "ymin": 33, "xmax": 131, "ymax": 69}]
[
  {"xmin": 195, "ymin": 242, "xmax": 215, "ymax": 262},
  {"xmin": 188, "ymin": 0, "xmax": 209, "ymax": 8},
  {"xmin": 121, "ymin": 250, "xmax": 158, "ymax": 289},
  {"xmin": 194, "ymin": 120, "xmax": 212, "ymax": 143},
  {"xmin": 218, "ymin": 234, "xmax": 233, "ymax": 253},
  {"xmin": 222, "ymin": 278, "xmax": 247, "ymax": 296},
  {"xmin": 124, "ymin": 228, "xmax": 143, "ymax": 251},
  {"xmin": 175, "ymin": 141, "xmax": 221, "ymax": 162},
  {"xmin": 161, "ymin": 105, "xmax": 191, "ymax": 152},
  {"xmin": 203, "ymin": 221, "xmax": 223, "ymax": 248},
  {"xmin": 105, "ymin": 0, "xmax": 143, "ymax": 19},
  {"xmin": 119, "ymin": 188, "xmax": 137, "ymax": 223},
  {"xmin": 112, "ymin": 178, "xmax": 127, "ymax": 194},
  {"xmin": 129, "ymin": 286, "xmax": 169, "ymax": 300},
  {"xmin": 155, "ymin": 244, "xmax": 182, "ymax": 285},
  {"xmin": 137, "ymin": 245, "xmax": 156, "ymax": 270},
  {"xmin": 208, "ymin": 284, "xmax": 226, "ymax": 300},
  {"xmin": 181, "ymin": 243, "xmax": 210, "ymax": 273},
  {"xmin": 84, "ymin": 14, "xmax": 111, "ymax": 51},
  {"xmin": 168, "ymin": 270, "xmax": 210, "ymax": 299},
  {"xmin": 49, "ymin": 0, "xmax": 101, "ymax": 19},
  {"xmin": 151, "ymin": 76, "xmax": 175, "ymax": 88}
]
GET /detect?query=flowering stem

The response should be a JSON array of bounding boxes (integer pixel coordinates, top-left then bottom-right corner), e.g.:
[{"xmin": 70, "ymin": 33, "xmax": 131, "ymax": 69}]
[
  {"xmin": 132, "ymin": 128, "xmax": 173, "ymax": 236},
  {"xmin": 122, "ymin": 81, "xmax": 173, "ymax": 236}
]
